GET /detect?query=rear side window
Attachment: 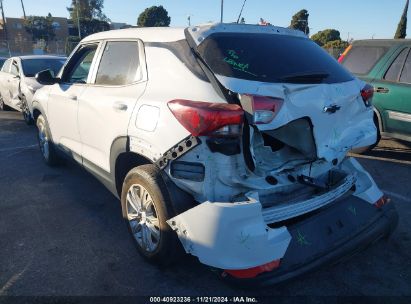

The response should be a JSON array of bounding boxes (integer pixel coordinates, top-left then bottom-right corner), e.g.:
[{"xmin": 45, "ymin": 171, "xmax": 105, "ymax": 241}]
[
  {"xmin": 384, "ymin": 48, "xmax": 409, "ymax": 82},
  {"xmin": 197, "ymin": 33, "xmax": 353, "ymax": 84},
  {"xmin": 342, "ymin": 46, "xmax": 388, "ymax": 75},
  {"xmin": 95, "ymin": 41, "xmax": 141, "ymax": 86}
]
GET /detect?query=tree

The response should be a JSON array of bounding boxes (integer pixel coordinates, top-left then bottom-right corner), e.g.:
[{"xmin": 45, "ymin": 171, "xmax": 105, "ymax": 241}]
[
  {"xmin": 311, "ymin": 29, "xmax": 342, "ymax": 46},
  {"xmin": 137, "ymin": 5, "xmax": 170, "ymax": 27},
  {"xmin": 24, "ymin": 13, "xmax": 56, "ymax": 48},
  {"xmin": 395, "ymin": 0, "xmax": 409, "ymax": 39},
  {"xmin": 323, "ymin": 39, "xmax": 349, "ymax": 50},
  {"xmin": 67, "ymin": 0, "xmax": 110, "ymax": 38},
  {"xmin": 290, "ymin": 9, "xmax": 309, "ymax": 35}
]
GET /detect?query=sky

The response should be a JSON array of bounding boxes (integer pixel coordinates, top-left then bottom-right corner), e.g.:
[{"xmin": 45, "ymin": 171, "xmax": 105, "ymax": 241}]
[{"xmin": 1, "ymin": 0, "xmax": 409, "ymax": 40}]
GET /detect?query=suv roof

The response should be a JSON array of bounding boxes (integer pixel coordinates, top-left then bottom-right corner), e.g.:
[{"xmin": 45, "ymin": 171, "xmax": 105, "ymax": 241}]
[
  {"xmin": 82, "ymin": 23, "xmax": 307, "ymax": 44},
  {"xmin": 82, "ymin": 27, "xmax": 186, "ymax": 43}
]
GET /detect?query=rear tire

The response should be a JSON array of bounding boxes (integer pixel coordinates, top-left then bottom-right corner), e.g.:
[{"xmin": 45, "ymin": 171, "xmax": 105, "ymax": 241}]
[
  {"xmin": 121, "ymin": 164, "xmax": 182, "ymax": 266},
  {"xmin": 36, "ymin": 114, "xmax": 59, "ymax": 166}
]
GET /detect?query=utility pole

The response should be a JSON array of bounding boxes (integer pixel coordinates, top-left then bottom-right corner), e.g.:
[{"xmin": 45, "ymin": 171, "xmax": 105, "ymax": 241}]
[
  {"xmin": 220, "ymin": 0, "xmax": 224, "ymax": 23},
  {"xmin": 0, "ymin": 0, "xmax": 8, "ymax": 41},
  {"xmin": 76, "ymin": 0, "xmax": 81, "ymax": 39},
  {"xmin": 20, "ymin": 0, "xmax": 26, "ymax": 19}
]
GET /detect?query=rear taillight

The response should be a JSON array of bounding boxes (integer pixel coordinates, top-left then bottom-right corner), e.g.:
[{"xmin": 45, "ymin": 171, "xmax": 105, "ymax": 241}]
[
  {"xmin": 167, "ymin": 99, "xmax": 244, "ymax": 137},
  {"xmin": 361, "ymin": 84, "xmax": 374, "ymax": 107},
  {"xmin": 223, "ymin": 259, "xmax": 281, "ymax": 279},
  {"xmin": 338, "ymin": 44, "xmax": 352, "ymax": 63},
  {"xmin": 242, "ymin": 95, "xmax": 284, "ymax": 124}
]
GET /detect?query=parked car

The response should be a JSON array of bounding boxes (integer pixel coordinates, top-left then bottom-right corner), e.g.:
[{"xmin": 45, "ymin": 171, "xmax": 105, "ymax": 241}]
[
  {"xmin": 0, "ymin": 55, "xmax": 66, "ymax": 124},
  {"xmin": 340, "ymin": 39, "xmax": 411, "ymax": 150},
  {"xmin": 31, "ymin": 24, "xmax": 397, "ymax": 285}
]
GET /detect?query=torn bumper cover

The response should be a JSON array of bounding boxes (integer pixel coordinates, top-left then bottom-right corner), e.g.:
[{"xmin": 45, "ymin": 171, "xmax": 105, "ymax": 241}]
[
  {"xmin": 223, "ymin": 197, "xmax": 398, "ymax": 286},
  {"xmin": 167, "ymin": 199, "xmax": 292, "ymax": 270},
  {"xmin": 169, "ymin": 194, "xmax": 398, "ymax": 285}
]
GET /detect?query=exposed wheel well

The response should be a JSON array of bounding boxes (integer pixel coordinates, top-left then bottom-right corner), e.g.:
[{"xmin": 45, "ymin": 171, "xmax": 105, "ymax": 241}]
[
  {"xmin": 373, "ymin": 109, "xmax": 383, "ymax": 133},
  {"xmin": 115, "ymin": 152, "xmax": 152, "ymax": 196}
]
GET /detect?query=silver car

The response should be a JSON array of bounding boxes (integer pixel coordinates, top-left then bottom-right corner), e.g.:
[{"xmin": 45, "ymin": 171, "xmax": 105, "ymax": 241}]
[{"xmin": 0, "ymin": 55, "xmax": 65, "ymax": 124}]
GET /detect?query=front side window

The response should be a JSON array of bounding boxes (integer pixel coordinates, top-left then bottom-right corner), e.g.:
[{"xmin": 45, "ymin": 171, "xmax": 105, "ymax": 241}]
[
  {"xmin": 95, "ymin": 41, "xmax": 141, "ymax": 86},
  {"xmin": 62, "ymin": 44, "xmax": 98, "ymax": 84},
  {"xmin": 384, "ymin": 48, "xmax": 409, "ymax": 82}
]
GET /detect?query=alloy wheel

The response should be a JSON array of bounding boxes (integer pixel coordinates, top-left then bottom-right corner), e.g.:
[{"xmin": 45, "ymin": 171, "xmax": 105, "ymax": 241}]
[
  {"xmin": 126, "ymin": 184, "xmax": 161, "ymax": 252},
  {"xmin": 38, "ymin": 121, "xmax": 50, "ymax": 160}
]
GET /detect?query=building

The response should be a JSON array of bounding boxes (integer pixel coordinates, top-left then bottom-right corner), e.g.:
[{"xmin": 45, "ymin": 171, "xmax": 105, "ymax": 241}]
[{"xmin": 0, "ymin": 16, "xmax": 69, "ymax": 56}]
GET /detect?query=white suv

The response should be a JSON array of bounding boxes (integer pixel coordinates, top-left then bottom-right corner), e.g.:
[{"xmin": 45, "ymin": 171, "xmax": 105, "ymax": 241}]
[{"xmin": 32, "ymin": 24, "xmax": 398, "ymax": 285}]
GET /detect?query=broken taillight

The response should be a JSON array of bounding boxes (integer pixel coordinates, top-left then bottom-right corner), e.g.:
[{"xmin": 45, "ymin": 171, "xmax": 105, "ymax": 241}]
[
  {"xmin": 374, "ymin": 196, "xmax": 390, "ymax": 208},
  {"xmin": 223, "ymin": 259, "xmax": 281, "ymax": 279},
  {"xmin": 167, "ymin": 99, "xmax": 244, "ymax": 137},
  {"xmin": 242, "ymin": 95, "xmax": 284, "ymax": 124},
  {"xmin": 361, "ymin": 84, "xmax": 374, "ymax": 107}
]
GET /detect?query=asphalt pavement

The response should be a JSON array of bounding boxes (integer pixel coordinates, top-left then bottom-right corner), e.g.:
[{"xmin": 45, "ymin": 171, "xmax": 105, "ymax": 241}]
[{"xmin": 0, "ymin": 110, "xmax": 410, "ymax": 297}]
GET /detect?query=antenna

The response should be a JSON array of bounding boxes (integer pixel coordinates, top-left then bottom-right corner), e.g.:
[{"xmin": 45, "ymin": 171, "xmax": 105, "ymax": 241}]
[
  {"xmin": 20, "ymin": 0, "xmax": 26, "ymax": 19},
  {"xmin": 236, "ymin": 0, "xmax": 247, "ymax": 24}
]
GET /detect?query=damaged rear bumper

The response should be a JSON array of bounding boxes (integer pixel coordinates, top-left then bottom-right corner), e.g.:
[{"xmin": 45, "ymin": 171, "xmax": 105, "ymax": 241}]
[{"xmin": 223, "ymin": 197, "xmax": 398, "ymax": 286}]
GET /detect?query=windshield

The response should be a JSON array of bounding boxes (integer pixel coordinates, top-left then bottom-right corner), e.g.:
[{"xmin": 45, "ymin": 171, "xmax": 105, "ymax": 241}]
[
  {"xmin": 197, "ymin": 33, "xmax": 353, "ymax": 84},
  {"xmin": 21, "ymin": 58, "xmax": 65, "ymax": 77}
]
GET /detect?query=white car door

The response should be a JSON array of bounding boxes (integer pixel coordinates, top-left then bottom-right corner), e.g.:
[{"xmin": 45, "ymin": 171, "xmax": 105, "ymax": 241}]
[
  {"xmin": 7, "ymin": 59, "xmax": 22, "ymax": 110},
  {"xmin": 78, "ymin": 40, "xmax": 147, "ymax": 173},
  {"xmin": 47, "ymin": 43, "xmax": 100, "ymax": 159},
  {"xmin": 0, "ymin": 59, "xmax": 12, "ymax": 105}
]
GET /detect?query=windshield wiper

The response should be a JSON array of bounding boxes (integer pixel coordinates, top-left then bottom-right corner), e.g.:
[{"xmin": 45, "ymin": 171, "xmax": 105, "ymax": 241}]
[{"xmin": 278, "ymin": 72, "xmax": 330, "ymax": 83}]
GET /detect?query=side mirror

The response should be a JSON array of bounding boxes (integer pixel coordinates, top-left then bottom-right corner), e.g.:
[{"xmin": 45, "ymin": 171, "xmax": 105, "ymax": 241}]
[{"xmin": 35, "ymin": 69, "xmax": 59, "ymax": 85}]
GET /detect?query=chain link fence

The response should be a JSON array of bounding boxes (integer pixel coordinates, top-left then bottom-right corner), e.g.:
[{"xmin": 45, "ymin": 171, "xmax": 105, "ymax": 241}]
[{"xmin": 0, "ymin": 39, "xmax": 79, "ymax": 58}]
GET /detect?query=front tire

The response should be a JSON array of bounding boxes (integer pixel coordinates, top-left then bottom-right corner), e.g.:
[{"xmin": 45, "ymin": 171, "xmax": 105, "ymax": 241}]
[
  {"xmin": 21, "ymin": 96, "xmax": 34, "ymax": 125},
  {"xmin": 36, "ymin": 114, "xmax": 59, "ymax": 166},
  {"xmin": 121, "ymin": 165, "xmax": 181, "ymax": 266},
  {"xmin": 0, "ymin": 94, "xmax": 10, "ymax": 111}
]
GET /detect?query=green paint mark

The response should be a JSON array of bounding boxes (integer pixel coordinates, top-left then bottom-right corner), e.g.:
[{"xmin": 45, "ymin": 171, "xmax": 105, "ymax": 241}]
[
  {"xmin": 223, "ymin": 50, "xmax": 258, "ymax": 77},
  {"xmin": 227, "ymin": 50, "xmax": 239, "ymax": 59},
  {"xmin": 296, "ymin": 229, "xmax": 311, "ymax": 246},
  {"xmin": 348, "ymin": 205, "xmax": 357, "ymax": 216}
]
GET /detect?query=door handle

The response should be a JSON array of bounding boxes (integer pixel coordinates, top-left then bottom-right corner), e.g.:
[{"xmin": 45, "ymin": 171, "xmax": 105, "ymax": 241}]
[
  {"xmin": 375, "ymin": 87, "xmax": 390, "ymax": 93},
  {"xmin": 113, "ymin": 103, "xmax": 128, "ymax": 111},
  {"xmin": 67, "ymin": 94, "xmax": 77, "ymax": 101}
]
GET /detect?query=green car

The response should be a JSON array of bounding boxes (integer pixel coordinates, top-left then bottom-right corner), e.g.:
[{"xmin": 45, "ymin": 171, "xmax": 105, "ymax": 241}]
[{"xmin": 340, "ymin": 40, "xmax": 411, "ymax": 147}]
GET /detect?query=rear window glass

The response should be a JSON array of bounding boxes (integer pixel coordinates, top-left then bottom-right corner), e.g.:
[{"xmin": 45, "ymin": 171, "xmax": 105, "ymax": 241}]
[
  {"xmin": 342, "ymin": 46, "xmax": 388, "ymax": 75},
  {"xmin": 197, "ymin": 33, "xmax": 353, "ymax": 84}
]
